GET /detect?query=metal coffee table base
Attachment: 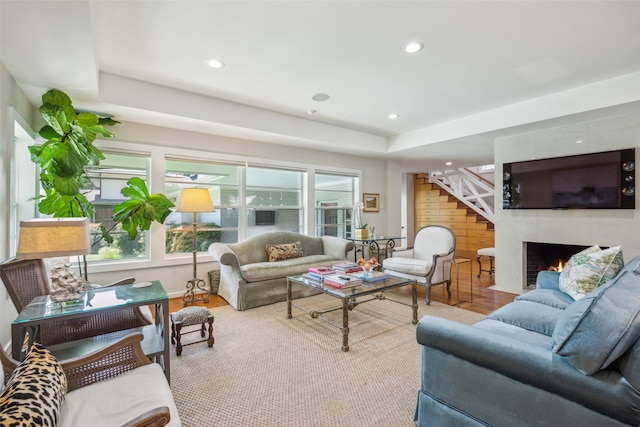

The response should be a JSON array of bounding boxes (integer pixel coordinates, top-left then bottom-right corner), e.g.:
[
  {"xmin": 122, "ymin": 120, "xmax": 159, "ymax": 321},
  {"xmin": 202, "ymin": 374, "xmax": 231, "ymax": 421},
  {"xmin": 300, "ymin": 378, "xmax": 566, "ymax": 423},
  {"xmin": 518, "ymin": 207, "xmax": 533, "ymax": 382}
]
[{"xmin": 287, "ymin": 277, "xmax": 418, "ymax": 352}]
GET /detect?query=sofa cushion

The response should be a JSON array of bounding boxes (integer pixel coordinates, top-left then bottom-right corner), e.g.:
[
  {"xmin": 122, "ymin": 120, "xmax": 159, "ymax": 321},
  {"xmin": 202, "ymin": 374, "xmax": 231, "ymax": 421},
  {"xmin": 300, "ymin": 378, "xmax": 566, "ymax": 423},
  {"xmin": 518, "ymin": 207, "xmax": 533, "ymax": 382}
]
[
  {"xmin": 474, "ymin": 319, "xmax": 552, "ymax": 348},
  {"xmin": 486, "ymin": 300, "xmax": 564, "ymax": 336},
  {"xmin": 383, "ymin": 257, "xmax": 431, "ymax": 275},
  {"xmin": 558, "ymin": 245, "xmax": 624, "ymax": 300},
  {"xmin": 618, "ymin": 337, "xmax": 640, "ymax": 390},
  {"xmin": 0, "ymin": 343, "xmax": 67, "ymax": 427},
  {"xmin": 266, "ymin": 241, "xmax": 304, "ymax": 262},
  {"xmin": 59, "ymin": 363, "xmax": 180, "ymax": 427},
  {"xmin": 241, "ymin": 255, "xmax": 336, "ymax": 282},
  {"xmin": 552, "ymin": 269, "xmax": 640, "ymax": 375},
  {"xmin": 515, "ymin": 289, "xmax": 574, "ymax": 309}
]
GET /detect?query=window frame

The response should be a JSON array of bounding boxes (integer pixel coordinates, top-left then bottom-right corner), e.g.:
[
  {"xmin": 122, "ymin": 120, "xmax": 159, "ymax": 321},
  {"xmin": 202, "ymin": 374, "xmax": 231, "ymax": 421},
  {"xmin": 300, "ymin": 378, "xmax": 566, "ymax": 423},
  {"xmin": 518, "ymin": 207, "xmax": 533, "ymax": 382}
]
[{"xmin": 58, "ymin": 140, "xmax": 361, "ymax": 274}]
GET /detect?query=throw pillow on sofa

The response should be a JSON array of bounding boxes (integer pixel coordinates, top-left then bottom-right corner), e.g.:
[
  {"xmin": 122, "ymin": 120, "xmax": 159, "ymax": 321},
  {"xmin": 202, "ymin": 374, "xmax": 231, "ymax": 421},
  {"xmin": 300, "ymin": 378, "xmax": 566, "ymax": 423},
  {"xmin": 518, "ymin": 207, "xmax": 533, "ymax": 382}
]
[
  {"xmin": 559, "ymin": 245, "xmax": 624, "ymax": 300},
  {"xmin": 266, "ymin": 242, "xmax": 304, "ymax": 262},
  {"xmin": 0, "ymin": 343, "xmax": 67, "ymax": 427},
  {"xmin": 552, "ymin": 269, "xmax": 640, "ymax": 375}
]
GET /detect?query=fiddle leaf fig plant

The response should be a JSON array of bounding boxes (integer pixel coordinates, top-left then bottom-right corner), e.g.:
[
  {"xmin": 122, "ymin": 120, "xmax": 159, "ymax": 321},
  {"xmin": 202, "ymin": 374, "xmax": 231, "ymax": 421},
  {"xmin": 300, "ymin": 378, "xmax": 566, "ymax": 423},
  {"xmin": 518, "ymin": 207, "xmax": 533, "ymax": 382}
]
[{"xmin": 29, "ymin": 88, "xmax": 174, "ymax": 250}]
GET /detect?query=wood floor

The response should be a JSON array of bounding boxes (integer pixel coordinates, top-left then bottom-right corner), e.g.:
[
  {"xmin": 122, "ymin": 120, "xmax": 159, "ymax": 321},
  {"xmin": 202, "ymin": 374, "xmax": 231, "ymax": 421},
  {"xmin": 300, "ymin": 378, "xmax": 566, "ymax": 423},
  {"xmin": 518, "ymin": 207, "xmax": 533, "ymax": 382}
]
[{"xmin": 168, "ymin": 261, "xmax": 516, "ymax": 316}]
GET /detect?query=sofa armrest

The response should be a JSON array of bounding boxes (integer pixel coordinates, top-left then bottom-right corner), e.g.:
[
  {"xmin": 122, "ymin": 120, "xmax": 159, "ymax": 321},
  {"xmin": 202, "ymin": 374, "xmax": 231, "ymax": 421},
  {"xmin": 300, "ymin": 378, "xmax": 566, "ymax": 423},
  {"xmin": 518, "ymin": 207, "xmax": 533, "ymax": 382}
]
[
  {"xmin": 536, "ymin": 270, "xmax": 561, "ymax": 290},
  {"xmin": 209, "ymin": 243, "xmax": 240, "ymax": 268},
  {"xmin": 416, "ymin": 315, "xmax": 640, "ymax": 422},
  {"xmin": 121, "ymin": 406, "xmax": 171, "ymax": 427},
  {"xmin": 61, "ymin": 332, "xmax": 152, "ymax": 392},
  {"xmin": 390, "ymin": 247, "xmax": 414, "ymax": 258},
  {"xmin": 321, "ymin": 236, "xmax": 354, "ymax": 259}
]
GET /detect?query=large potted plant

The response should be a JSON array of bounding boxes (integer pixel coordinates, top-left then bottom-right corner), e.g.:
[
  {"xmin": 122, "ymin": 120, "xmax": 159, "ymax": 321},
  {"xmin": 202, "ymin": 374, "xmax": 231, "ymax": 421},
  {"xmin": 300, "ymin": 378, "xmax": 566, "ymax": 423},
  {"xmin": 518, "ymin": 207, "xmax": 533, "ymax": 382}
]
[{"xmin": 29, "ymin": 89, "xmax": 174, "ymax": 277}]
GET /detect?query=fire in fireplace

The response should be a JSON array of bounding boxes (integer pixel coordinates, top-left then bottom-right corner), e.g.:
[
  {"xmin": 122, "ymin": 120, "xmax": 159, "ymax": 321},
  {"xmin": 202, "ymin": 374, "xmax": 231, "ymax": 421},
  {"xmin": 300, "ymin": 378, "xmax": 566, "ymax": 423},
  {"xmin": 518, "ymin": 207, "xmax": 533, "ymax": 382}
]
[{"xmin": 525, "ymin": 242, "xmax": 594, "ymax": 288}]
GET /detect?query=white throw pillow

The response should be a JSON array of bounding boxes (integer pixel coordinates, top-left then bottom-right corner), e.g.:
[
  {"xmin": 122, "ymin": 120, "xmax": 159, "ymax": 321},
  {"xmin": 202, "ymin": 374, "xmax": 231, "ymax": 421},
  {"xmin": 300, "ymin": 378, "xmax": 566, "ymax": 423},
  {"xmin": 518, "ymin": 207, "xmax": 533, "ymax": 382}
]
[{"xmin": 559, "ymin": 245, "xmax": 624, "ymax": 300}]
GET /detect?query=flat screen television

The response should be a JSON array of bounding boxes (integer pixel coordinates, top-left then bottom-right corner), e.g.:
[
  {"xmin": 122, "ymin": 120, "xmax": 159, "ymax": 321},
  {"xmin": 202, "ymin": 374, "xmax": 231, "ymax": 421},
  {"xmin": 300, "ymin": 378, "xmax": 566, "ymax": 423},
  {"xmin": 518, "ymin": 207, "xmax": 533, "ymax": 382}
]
[
  {"xmin": 255, "ymin": 210, "xmax": 276, "ymax": 225},
  {"xmin": 502, "ymin": 148, "xmax": 635, "ymax": 210}
]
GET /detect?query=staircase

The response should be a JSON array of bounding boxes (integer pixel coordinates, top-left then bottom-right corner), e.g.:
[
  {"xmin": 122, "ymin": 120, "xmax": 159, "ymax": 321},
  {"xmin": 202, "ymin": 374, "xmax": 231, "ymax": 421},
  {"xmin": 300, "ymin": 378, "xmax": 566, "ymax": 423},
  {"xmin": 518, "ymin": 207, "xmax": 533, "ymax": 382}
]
[{"xmin": 415, "ymin": 175, "xmax": 494, "ymax": 259}]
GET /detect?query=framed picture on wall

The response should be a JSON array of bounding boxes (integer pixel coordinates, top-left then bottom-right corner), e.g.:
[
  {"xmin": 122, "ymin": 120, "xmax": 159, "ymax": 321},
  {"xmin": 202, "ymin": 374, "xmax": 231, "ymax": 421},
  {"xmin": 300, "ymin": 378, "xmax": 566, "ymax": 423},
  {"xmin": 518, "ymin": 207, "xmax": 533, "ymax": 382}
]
[{"xmin": 363, "ymin": 193, "xmax": 380, "ymax": 212}]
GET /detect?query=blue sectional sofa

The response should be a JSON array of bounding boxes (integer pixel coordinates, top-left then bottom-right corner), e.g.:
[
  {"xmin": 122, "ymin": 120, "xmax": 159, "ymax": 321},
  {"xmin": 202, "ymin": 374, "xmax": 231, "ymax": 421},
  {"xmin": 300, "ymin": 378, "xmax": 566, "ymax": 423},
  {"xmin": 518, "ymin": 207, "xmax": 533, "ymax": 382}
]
[{"xmin": 415, "ymin": 255, "xmax": 640, "ymax": 426}]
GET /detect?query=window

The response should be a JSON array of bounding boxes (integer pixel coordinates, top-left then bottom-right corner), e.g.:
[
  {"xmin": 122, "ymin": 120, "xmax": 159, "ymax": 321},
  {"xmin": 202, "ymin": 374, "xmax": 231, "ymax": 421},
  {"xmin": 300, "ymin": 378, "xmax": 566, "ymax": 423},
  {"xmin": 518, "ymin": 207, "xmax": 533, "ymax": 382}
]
[
  {"xmin": 11, "ymin": 120, "xmax": 37, "ymax": 256},
  {"xmin": 83, "ymin": 152, "xmax": 150, "ymax": 261},
  {"xmin": 246, "ymin": 166, "xmax": 304, "ymax": 236},
  {"xmin": 165, "ymin": 159, "xmax": 241, "ymax": 255},
  {"xmin": 314, "ymin": 173, "xmax": 357, "ymax": 238}
]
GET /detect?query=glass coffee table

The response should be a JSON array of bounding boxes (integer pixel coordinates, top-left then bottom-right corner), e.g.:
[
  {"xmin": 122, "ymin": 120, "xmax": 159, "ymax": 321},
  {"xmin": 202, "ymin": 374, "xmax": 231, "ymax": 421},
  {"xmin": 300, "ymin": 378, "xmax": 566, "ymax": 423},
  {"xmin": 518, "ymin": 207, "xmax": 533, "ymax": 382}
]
[{"xmin": 287, "ymin": 275, "xmax": 417, "ymax": 352}]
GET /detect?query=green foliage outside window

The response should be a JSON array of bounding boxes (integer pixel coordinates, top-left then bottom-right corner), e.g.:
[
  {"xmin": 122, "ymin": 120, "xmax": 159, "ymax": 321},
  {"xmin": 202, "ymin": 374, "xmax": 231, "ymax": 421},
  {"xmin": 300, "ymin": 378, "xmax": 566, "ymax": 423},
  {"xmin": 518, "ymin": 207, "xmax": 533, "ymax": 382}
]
[{"xmin": 166, "ymin": 222, "xmax": 222, "ymax": 254}]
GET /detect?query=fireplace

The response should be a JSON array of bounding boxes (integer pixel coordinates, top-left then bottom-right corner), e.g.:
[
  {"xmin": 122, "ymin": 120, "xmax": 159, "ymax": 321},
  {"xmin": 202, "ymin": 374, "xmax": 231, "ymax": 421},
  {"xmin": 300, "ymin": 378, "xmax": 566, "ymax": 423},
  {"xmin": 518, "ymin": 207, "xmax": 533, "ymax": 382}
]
[{"xmin": 525, "ymin": 242, "xmax": 593, "ymax": 288}]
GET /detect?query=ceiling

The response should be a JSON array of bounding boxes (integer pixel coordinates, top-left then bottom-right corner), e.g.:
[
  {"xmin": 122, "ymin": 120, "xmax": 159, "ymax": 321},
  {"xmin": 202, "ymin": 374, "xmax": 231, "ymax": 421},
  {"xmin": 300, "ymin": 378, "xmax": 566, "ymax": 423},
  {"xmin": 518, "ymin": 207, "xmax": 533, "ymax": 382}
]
[{"xmin": 2, "ymin": 0, "xmax": 640, "ymax": 170}]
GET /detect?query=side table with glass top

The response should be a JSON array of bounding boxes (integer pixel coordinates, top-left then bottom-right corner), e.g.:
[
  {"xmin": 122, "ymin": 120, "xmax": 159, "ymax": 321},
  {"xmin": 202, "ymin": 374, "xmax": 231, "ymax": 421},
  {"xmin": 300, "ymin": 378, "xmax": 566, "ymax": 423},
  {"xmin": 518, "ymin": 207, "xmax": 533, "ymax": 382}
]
[
  {"xmin": 11, "ymin": 280, "xmax": 171, "ymax": 383},
  {"xmin": 350, "ymin": 236, "xmax": 405, "ymax": 268}
]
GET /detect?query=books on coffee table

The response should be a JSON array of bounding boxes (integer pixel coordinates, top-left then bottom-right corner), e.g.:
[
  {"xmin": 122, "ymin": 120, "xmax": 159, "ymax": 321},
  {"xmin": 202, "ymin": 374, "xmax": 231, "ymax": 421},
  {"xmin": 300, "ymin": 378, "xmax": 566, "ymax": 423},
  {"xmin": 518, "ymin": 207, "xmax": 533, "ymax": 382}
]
[
  {"xmin": 301, "ymin": 273, "xmax": 324, "ymax": 288},
  {"xmin": 331, "ymin": 262, "xmax": 364, "ymax": 274},
  {"xmin": 323, "ymin": 274, "xmax": 362, "ymax": 289},
  {"xmin": 352, "ymin": 271, "xmax": 392, "ymax": 283}
]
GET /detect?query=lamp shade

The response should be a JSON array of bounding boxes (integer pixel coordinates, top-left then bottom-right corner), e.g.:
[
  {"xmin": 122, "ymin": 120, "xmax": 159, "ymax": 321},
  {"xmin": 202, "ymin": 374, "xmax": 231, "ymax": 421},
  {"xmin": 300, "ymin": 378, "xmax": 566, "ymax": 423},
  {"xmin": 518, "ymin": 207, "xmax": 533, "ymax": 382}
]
[
  {"xmin": 176, "ymin": 188, "xmax": 215, "ymax": 213},
  {"xmin": 16, "ymin": 217, "xmax": 91, "ymax": 260}
]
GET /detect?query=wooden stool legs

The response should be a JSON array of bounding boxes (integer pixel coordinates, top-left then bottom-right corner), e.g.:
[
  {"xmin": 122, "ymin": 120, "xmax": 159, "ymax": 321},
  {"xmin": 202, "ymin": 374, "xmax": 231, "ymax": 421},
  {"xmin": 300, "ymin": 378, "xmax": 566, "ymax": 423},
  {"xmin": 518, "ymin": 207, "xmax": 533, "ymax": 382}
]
[{"xmin": 171, "ymin": 312, "xmax": 214, "ymax": 356}]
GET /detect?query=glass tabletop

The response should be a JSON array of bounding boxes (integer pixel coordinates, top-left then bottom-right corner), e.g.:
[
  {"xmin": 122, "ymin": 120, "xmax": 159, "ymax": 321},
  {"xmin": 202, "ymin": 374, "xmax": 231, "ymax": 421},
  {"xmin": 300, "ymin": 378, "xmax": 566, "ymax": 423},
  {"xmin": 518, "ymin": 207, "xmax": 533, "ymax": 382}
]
[
  {"xmin": 290, "ymin": 274, "xmax": 414, "ymax": 299},
  {"xmin": 350, "ymin": 236, "xmax": 404, "ymax": 243},
  {"xmin": 13, "ymin": 280, "xmax": 167, "ymax": 324}
]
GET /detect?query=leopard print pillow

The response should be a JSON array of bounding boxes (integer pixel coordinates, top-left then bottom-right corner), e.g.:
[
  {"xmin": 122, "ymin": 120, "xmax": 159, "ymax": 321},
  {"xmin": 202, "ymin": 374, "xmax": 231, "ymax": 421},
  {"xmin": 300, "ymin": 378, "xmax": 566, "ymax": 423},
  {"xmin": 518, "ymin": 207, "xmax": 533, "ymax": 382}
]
[
  {"xmin": 0, "ymin": 343, "xmax": 67, "ymax": 427},
  {"xmin": 266, "ymin": 241, "xmax": 304, "ymax": 262}
]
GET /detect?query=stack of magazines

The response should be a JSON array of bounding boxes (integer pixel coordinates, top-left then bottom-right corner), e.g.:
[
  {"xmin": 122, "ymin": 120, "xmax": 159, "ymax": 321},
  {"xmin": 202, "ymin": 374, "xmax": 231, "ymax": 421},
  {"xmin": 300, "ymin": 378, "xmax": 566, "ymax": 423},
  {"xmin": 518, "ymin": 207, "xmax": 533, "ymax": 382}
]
[
  {"xmin": 331, "ymin": 262, "xmax": 363, "ymax": 274},
  {"xmin": 351, "ymin": 271, "xmax": 392, "ymax": 283},
  {"xmin": 301, "ymin": 267, "xmax": 336, "ymax": 287},
  {"xmin": 323, "ymin": 274, "xmax": 363, "ymax": 289}
]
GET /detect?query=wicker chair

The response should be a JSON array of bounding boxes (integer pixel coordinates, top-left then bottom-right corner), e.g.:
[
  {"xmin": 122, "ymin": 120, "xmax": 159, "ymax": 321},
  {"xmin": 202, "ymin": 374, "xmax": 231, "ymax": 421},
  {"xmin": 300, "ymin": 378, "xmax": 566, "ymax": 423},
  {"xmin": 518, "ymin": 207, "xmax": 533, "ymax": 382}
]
[
  {"xmin": 0, "ymin": 258, "xmax": 151, "ymax": 348},
  {"xmin": 1, "ymin": 333, "xmax": 176, "ymax": 427}
]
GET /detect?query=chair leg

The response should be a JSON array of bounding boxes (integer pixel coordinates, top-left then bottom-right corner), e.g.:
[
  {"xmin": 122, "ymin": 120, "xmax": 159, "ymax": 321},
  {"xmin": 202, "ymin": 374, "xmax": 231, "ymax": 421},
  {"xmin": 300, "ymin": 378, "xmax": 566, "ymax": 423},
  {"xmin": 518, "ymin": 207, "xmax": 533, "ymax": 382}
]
[
  {"xmin": 425, "ymin": 282, "xmax": 432, "ymax": 305},
  {"xmin": 446, "ymin": 280, "xmax": 452, "ymax": 297},
  {"xmin": 476, "ymin": 255, "xmax": 482, "ymax": 278},
  {"xmin": 207, "ymin": 316, "xmax": 214, "ymax": 347},
  {"xmin": 175, "ymin": 321, "xmax": 183, "ymax": 356}
]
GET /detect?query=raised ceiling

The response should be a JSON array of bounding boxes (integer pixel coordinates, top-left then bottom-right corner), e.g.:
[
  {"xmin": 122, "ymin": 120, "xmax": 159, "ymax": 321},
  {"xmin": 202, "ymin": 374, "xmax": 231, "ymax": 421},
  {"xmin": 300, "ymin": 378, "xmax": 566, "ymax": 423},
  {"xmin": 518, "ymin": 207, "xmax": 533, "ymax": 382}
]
[{"xmin": 2, "ymin": 1, "xmax": 640, "ymax": 170}]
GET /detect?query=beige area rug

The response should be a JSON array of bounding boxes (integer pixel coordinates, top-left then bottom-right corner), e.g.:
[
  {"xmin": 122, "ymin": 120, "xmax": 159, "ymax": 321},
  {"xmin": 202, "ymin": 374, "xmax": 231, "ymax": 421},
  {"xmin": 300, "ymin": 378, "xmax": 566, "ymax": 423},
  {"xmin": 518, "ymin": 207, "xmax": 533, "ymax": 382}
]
[{"xmin": 169, "ymin": 290, "xmax": 485, "ymax": 427}]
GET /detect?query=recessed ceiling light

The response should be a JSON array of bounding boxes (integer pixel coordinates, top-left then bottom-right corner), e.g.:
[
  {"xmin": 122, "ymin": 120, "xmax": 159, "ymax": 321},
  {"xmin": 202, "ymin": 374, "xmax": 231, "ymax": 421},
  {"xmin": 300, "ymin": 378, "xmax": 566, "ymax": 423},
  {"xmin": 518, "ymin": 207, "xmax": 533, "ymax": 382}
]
[
  {"xmin": 206, "ymin": 58, "xmax": 225, "ymax": 69},
  {"xmin": 404, "ymin": 41, "xmax": 424, "ymax": 54},
  {"xmin": 388, "ymin": 113, "xmax": 399, "ymax": 119},
  {"xmin": 575, "ymin": 140, "xmax": 584, "ymax": 144},
  {"xmin": 445, "ymin": 161, "xmax": 453, "ymax": 166},
  {"xmin": 312, "ymin": 93, "xmax": 330, "ymax": 102}
]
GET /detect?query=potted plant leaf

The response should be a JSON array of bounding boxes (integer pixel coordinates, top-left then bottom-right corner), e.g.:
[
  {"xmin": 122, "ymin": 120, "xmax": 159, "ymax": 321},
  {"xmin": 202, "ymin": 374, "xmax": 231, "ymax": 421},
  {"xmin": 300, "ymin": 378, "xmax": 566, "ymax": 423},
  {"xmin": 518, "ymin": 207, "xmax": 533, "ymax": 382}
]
[{"xmin": 29, "ymin": 88, "xmax": 174, "ymax": 278}]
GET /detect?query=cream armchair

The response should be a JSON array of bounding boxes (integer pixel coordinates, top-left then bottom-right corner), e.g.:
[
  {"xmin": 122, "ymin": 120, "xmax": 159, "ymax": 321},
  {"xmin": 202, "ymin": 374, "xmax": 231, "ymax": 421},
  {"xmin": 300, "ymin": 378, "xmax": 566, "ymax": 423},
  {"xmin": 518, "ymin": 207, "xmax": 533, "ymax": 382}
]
[{"xmin": 382, "ymin": 225, "xmax": 456, "ymax": 305}]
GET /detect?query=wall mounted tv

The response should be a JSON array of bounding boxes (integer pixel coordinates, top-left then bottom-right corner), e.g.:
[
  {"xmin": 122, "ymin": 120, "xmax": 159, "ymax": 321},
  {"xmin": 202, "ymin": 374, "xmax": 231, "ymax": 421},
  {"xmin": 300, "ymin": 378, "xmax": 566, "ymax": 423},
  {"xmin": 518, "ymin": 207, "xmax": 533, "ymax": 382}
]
[
  {"xmin": 255, "ymin": 210, "xmax": 276, "ymax": 225},
  {"xmin": 502, "ymin": 148, "xmax": 635, "ymax": 210}
]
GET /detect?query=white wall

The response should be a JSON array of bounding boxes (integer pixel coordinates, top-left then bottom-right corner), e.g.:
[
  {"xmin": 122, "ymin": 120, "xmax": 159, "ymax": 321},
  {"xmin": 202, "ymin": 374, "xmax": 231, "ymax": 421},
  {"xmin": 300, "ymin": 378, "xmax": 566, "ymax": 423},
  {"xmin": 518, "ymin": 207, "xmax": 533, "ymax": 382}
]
[
  {"xmin": 0, "ymin": 62, "xmax": 35, "ymax": 345},
  {"xmin": 494, "ymin": 112, "xmax": 640, "ymax": 294}
]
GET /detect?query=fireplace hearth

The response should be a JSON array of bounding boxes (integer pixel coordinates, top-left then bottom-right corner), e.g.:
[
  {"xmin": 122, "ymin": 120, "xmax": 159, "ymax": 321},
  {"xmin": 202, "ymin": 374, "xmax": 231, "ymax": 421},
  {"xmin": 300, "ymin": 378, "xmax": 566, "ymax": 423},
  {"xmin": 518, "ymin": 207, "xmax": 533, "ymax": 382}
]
[{"xmin": 525, "ymin": 242, "xmax": 594, "ymax": 288}]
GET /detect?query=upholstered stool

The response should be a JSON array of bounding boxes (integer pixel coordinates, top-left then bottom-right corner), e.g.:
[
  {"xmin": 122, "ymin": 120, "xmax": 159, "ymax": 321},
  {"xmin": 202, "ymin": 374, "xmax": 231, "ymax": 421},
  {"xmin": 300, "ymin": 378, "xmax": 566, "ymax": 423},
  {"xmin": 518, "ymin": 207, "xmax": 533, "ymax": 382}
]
[
  {"xmin": 476, "ymin": 247, "xmax": 495, "ymax": 278},
  {"xmin": 170, "ymin": 306, "xmax": 214, "ymax": 356}
]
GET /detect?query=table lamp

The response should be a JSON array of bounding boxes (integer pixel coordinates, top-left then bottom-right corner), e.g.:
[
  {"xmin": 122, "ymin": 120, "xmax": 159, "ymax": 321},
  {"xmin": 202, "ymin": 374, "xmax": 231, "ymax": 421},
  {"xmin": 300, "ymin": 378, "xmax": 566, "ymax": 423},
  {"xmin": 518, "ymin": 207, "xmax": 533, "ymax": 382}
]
[
  {"xmin": 16, "ymin": 217, "xmax": 91, "ymax": 302},
  {"xmin": 176, "ymin": 188, "xmax": 215, "ymax": 306}
]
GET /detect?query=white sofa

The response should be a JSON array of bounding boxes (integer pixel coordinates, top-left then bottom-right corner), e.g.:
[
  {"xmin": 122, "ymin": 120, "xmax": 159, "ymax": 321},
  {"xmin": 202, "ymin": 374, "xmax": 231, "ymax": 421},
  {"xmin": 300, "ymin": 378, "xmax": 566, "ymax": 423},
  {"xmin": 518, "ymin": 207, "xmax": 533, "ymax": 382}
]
[{"xmin": 1, "ymin": 333, "xmax": 181, "ymax": 427}]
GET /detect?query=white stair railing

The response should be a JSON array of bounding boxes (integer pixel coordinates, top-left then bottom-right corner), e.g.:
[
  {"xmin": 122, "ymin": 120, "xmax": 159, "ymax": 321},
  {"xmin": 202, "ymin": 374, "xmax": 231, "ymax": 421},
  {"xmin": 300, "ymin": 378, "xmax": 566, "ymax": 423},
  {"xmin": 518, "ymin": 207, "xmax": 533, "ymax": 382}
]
[{"xmin": 429, "ymin": 168, "xmax": 495, "ymax": 222}]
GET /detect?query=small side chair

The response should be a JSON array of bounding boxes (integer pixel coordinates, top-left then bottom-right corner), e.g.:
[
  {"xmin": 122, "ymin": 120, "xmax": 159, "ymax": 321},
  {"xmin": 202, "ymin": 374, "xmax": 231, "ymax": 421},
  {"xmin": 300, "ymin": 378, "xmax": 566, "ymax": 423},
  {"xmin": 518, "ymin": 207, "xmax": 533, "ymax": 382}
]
[{"xmin": 382, "ymin": 225, "xmax": 456, "ymax": 305}]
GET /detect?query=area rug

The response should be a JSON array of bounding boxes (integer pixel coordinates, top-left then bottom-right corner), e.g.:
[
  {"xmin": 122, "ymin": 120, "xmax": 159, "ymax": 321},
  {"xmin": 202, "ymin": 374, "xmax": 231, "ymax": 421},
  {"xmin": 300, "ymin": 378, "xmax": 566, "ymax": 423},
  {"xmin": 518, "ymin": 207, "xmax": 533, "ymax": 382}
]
[{"xmin": 169, "ymin": 290, "xmax": 485, "ymax": 427}]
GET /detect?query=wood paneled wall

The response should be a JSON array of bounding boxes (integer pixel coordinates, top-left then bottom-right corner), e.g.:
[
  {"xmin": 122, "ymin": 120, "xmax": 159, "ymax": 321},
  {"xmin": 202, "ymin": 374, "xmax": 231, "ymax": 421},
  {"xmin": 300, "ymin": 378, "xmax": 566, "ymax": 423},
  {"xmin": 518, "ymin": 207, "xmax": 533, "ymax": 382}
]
[{"xmin": 414, "ymin": 176, "xmax": 494, "ymax": 259}]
